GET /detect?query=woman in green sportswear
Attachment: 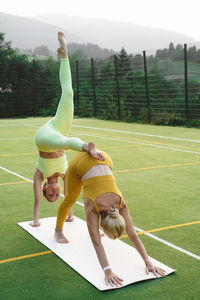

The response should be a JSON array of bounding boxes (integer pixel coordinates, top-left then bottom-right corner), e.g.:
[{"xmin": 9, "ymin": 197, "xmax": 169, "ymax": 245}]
[{"xmin": 30, "ymin": 32, "xmax": 104, "ymax": 227}]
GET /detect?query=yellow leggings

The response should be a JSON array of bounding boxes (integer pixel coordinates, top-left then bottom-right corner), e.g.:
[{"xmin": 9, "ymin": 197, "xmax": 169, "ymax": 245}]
[{"xmin": 56, "ymin": 151, "xmax": 122, "ymax": 229}]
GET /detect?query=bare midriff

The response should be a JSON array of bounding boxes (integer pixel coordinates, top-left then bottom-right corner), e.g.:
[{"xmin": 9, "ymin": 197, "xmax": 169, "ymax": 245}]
[
  {"xmin": 39, "ymin": 150, "xmax": 65, "ymax": 159},
  {"xmin": 82, "ymin": 165, "xmax": 121, "ymax": 211},
  {"xmin": 47, "ymin": 172, "xmax": 65, "ymax": 179}
]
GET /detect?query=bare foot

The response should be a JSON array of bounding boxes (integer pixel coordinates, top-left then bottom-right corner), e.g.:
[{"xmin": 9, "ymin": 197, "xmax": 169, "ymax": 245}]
[
  {"xmin": 65, "ymin": 209, "xmax": 75, "ymax": 222},
  {"xmin": 65, "ymin": 216, "xmax": 75, "ymax": 222},
  {"xmin": 57, "ymin": 32, "xmax": 68, "ymax": 58},
  {"xmin": 54, "ymin": 230, "xmax": 69, "ymax": 243},
  {"xmin": 83, "ymin": 142, "xmax": 105, "ymax": 161}
]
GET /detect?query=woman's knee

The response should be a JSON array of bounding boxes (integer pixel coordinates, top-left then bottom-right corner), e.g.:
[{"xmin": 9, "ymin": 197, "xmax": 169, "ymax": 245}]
[{"xmin": 62, "ymin": 89, "xmax": 73, "ymax": 100}]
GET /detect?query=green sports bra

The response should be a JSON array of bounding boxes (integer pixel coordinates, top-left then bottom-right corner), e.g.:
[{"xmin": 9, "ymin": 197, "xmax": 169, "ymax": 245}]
[{"xmin": 36, "ymin": 155, "xmax": 68, "ymax": 179}]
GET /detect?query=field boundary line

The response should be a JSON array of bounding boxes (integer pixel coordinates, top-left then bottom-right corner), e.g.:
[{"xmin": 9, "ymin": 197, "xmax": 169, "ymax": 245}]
[
  {"xmin": 72, "ymin": 129, "xmax": 200, "ymax": 152},
  {"xmin": 1, "ymin": 122, "xmax": 200, "ymax": 143},
  {"xmin": 1, "ymin": 162, "xmax": 200, "ymax": 185},
  {"xmin": 72, "ymin": 130, "xmax": 200, "ymax": 154},
  {"xmin": 72, "ymin": 124, "xmax": 200, "ymax": 143},
  {"xmin": 0, "ymin": 123, "xmax": 42, "ymax": 127},
  {"xmin": 113, "ymin": 161, "xmax": 200, "ymax": 174},
  {"xmin": 0, "ymin": 152, "xmax": 37, "ymax": 158},
  {"xmin": 0, "ymin": 137, "xmax": 32, "ymax": 141},
  {"xmin": 1, "ymin": 166, "xmax": 199, "ymax": 261},
  {"xmin": 1, "ymin": 161, "xmax": 199, "ymax": 184},
  {"xmin": 0, "ymin": 251, "xmax": 52, "ymax": 264},
  {"xmin": 135, "ymin": 226, "xmax": 200, "ymax": 261},
  {"xmin": 1, "ymin": 220, "xmax": 200, "ymax": 264},
  {"xmin": 0, "ymin": 166, "xmax": 84, "ymax": 207},
  {"xmin": 122, "ymin": 220, "xmax": 200, "ymax": 237},
  {"xmin": 0, "ymin": 181, "xmax": 28, "ymax": 186}
]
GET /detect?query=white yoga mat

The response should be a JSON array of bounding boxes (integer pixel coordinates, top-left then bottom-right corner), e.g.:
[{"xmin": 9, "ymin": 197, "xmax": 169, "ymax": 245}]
[{"xmin": 18, "ymin": 217, "xmax": 175, "ymax": 291}]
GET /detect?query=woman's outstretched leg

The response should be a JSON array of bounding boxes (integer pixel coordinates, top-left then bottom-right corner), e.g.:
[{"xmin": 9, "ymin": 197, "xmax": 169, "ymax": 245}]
[
  {"xmin": 50, "ymin": 32, "xmax": 74, "ymax": 136},
  {"xmin": 35, "ymin": 32, "xmax": 104, "ymax": 160}
]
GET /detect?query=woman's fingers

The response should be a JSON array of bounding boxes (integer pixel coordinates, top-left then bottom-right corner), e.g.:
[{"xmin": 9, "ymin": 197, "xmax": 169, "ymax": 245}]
[
  {"xmin": 146, "ymin": 264, "xmax": 167, "ymax": 277},
  {"xmin": 145, "ymin": 266, "xmax": 149, "ymax": 275},
  {"xmin": 153, "ymin": 267, "xmax": 159, "ymax": 277},
  {"xmin": 156, "ymin": 267, "xmax": 167, "ymax": 276},
  {"xmin": 116, "ymin": 276, "xmax": 124, "ymax": 285},
  {"xmin": 105, "ymin": 273, "xmax": 124, "ymax": 287}
]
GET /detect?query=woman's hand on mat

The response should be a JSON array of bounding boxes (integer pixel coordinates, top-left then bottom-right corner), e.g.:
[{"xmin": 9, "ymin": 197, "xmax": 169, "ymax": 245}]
[
  {"xmin": 145, "ymin": 259, "xmax": 166, "ymax": 277},
  {"xmin": 104, "ymin": 269, "xmax": 124, "ymax": 287},
  {"xmin": 29, "ymin": 221, "xmax": 41, "ymax": 227}
]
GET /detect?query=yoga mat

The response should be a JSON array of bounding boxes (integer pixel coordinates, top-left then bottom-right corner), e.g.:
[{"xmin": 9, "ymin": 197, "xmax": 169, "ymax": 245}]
[{"xmin": 18, "ymin": 217, "xmax": 175, "ymax": 290}]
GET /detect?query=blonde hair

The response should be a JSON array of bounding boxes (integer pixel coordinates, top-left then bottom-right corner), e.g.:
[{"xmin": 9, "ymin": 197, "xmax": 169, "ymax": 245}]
[{"xmin": 103, "ymin": 208, "xmax": 125, "ymax": 239}]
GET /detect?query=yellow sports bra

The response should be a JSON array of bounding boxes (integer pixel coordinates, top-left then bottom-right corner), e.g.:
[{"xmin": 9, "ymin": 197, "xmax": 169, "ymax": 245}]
[{"xmin": 82, "ymin": 175, "xmax": 123, "ymax": 214}]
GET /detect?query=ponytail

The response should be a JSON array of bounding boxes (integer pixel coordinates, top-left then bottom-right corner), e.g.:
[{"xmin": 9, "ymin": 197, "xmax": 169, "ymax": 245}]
[{"xmin": 103, "ymin": 207, "xmax": 125, "ymax": 239}]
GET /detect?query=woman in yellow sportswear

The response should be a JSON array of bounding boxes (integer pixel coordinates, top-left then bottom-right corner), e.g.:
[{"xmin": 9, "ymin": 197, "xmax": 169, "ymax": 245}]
[
  {"xmin": 30, "ymin": 32, "xmax": 104, "ymax": 227},
  {"xmin": 55, "ymin": 150, "xmax": 166, "ymax": 287}
]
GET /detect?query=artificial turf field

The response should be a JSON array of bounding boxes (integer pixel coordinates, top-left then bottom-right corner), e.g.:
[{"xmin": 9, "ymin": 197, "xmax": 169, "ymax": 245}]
[{"xmin": 0, "ymin": 117, "xmax": 200, "ymax": 300}]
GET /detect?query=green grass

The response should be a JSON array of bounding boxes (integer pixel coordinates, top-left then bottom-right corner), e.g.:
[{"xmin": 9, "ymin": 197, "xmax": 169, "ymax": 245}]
[{"xmin": 0, "ymin": 117, "xmax": 200, "ymax": 300}]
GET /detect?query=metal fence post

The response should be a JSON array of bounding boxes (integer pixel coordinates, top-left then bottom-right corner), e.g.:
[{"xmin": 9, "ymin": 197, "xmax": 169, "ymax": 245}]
[
  {"xmin": 32, "ymin": 59, "xmax": 36, "ymax": 115},
  {"xmin": 114, "ymin": 55, "xmax": 121, "ymax": 119},
  {"xmin": 91, "ymin": 58, "xmax": 97, "ymax": 117},
  {"xmin": 184, "ymin": 44, "xmax": 189, "ymax": 125},
  {"xmin": 76, "ymin": 60, "xmax": 80, "ymax": 112},
  {"xmin": 143, "ymin": 50, "xmax": 151, "ymax": 123}
]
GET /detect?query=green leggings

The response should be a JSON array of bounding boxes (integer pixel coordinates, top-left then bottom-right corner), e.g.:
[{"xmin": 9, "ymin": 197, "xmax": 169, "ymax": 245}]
[{"xmin": 35, "ymin": 58, "xmax": 84, "ymax": 153}]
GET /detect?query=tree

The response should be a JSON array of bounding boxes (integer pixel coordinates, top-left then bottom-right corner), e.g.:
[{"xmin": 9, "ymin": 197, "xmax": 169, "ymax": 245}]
[
  {"xmin": 133, "ymin": 54, "xmax": 143, "ymax": 70},
  {"xmin": 0, "ymin": 32, "xmax": 15, "ymax": 90},
  {"xmin": 188, "ymin": 45, "xmax": 197, "ymax": 62},
  {"xmin": 168, "ymin": 42, "xmax": 175, "ymax": 55},
  {"xmin": 172, "ymin": 44, "xmax": 184, "ymax": 61},
  {"xmin": 33, "ymin": 45, "xmax": 51, "ymax": 56},
  {"xmin": 156, "ymin": 48, "xmax": 168, "ymax": 59},
  {"xmin": 117, "ymin": 47, "xmax": 132, "ymax": 77},
  {"xmin": 147, "ymin": 55, "xmax": 157, "ymax": 67}
]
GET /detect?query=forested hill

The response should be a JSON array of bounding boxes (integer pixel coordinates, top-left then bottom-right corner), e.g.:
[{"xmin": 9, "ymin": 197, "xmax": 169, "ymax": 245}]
[
  {"xmin": 0, "ymin": 12, "xmax": 115, "ymax": 59},
  {"xmin": 0, "ymin": 11, "xmax": 196, "ymax": 56},
  {"xmin": 32, "ymin": 14, "xmax": 196, "ymax": 52}
]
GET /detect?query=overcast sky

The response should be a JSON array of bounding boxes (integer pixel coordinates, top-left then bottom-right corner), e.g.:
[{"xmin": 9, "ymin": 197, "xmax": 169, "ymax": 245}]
[{"xmin": 1, "ymin": 0, "xmax": 200, "ymax": 40}]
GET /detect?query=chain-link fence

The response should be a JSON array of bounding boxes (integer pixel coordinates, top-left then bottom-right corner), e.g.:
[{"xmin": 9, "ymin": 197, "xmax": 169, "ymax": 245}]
[
  {"xmin": 70, "ymin": 42, "xmax": 200, "ymax": 126},
  {"xmin": 1, "ymin": 42, "xmax": 200, "ymax": 126}
]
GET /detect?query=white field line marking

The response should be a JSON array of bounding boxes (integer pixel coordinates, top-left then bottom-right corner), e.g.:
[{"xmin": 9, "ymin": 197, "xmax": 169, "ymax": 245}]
[
  {"xmin": 26, "ymin": 125, "xmax": 41, "ymax": 128},
  {"xmin": 0, "ymin": 137, "xmax": 33, "ymax": 141},
  {"xmin": 0, "ymin": 123, "xmax": 42, "ymax": 127},
  {"xmin": 0, "ymin": 165, "xmax": 199, "ymax": 260},
  {"xmin": 1, "ymin": 122, "xmax": 200, "ymax": 143},
  {"xmin": 0, "ymin": 166, "xmax": 84, "ymax": 207},
  {"xmin": 73, "ymin": 125, "xmax": 200, "ymax": 143},
  {"xmin": 135, "ymin": 226, "xmax": 200, "ymax": 261},
  {"xmin": 72, "ymin": 131, "xmax": 200, "ymax": 155},
  {"xmin": 1, "ymin": 130, "xmax": 200, "ymax": 154},
  {"xmin": 0, "ymin": 166, "xmax": 33, "ymax": 183}
]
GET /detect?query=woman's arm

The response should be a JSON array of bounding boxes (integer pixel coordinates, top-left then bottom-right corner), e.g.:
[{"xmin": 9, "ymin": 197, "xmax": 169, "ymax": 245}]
[
  {"xmin": 120, "ymin": 202, "xmax": 166, "ymax": 277},
  {"xmin": 29, "ymin": 168, "xmax": 44, "ymax": 227},
  {"xmin": 84, "ymin": 199, "xmax": 123, "ymax": 287}
]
